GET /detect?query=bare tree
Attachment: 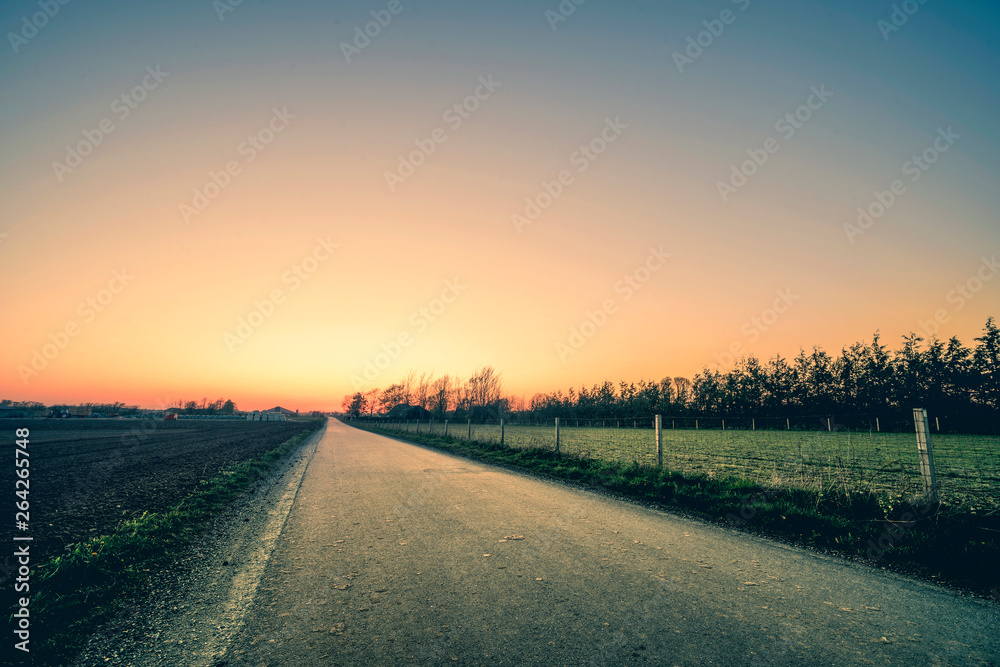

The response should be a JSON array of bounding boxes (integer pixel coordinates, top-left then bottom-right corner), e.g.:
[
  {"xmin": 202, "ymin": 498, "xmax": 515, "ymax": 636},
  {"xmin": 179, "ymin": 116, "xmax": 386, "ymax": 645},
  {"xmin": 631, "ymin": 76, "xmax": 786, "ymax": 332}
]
[
  {"xmin": 466, "ymin": 366, "xmax": 503, "ymax": 420},
  {"xmin": 673, "ymin": 377, "xmax": 692, "ymax": 405},
  {"xmin": 364, "ymin": 388, "xmax": 379, "ymax": 416},
  {"xmin": 415, "ymin": 371, "xmax": 434, "ymax": 409},
  {"xmin": 430, "ymin": 375, "xmax": 454, "ymax": 416},
  {"xmin": 402, "ymin": 370, "xmax": 416, "ymax": 407}
]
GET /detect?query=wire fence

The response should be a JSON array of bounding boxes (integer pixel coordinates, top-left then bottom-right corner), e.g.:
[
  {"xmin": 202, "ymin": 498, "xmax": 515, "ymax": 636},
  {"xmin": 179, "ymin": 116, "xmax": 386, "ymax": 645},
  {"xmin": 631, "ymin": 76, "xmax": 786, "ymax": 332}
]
[{"xmin": 356, "ymin": 414, "xmax": 1000, "ymax": 513}]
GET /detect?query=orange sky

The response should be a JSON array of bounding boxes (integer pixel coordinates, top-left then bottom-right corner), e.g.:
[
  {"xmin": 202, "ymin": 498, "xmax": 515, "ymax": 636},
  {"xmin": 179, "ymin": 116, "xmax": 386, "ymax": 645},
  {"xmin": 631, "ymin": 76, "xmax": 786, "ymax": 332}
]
[{"xmin": 1, "ymin": 1, "xmax": 997, "ymax": 411}]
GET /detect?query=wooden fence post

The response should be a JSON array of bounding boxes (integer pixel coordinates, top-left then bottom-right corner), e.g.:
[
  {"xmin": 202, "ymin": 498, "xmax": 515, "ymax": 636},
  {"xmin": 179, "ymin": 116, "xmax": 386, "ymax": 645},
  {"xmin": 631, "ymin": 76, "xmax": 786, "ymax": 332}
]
[
  {"xmin": 500, "ymin": 419, "xmax": 505, "ymax": 446},
  {"xmin": 655, "ymin": 415, "xmax": 662, "ymax": 468},
  {"xmin": 445, "ymin": 419, "xmax": 449, "ymax": 437},
  {"xmin": 555, "ymin": 417, "xmax": 561, "ymax": 453},
  {"xmin": 913, "ymin": 408, "xmax": 938, "ymax": 499},
  {"xmin": 467, "ymin": 419, "xmax": 471, "ymax": 440}
]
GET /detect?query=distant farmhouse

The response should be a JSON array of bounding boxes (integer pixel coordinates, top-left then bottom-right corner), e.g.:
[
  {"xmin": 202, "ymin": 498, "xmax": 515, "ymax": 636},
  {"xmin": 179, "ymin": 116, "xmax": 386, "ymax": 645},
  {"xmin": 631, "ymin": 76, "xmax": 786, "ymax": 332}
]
[{"xmin": 385, "ymin": 404, "xmax": 433, "ymax": 420}]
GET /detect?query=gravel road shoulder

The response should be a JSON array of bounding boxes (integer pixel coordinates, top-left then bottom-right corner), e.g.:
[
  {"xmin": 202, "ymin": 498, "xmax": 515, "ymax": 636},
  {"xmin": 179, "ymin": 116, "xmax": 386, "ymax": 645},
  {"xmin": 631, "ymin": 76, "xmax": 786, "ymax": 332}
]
[{"xmin": 69, "ymin": 421, "xmax": 326, "ymax": 667}]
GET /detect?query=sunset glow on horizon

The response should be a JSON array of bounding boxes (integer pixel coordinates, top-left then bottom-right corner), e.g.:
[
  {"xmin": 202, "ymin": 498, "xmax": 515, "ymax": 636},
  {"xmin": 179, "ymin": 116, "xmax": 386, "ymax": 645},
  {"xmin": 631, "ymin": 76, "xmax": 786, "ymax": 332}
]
[{"xmin": 2, "ymin": 0, "xmax": 998, "ymax": 411}]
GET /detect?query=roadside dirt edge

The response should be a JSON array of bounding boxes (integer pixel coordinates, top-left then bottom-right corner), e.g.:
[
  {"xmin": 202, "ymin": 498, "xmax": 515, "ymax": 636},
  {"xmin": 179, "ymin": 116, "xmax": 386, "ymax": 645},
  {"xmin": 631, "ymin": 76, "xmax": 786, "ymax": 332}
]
[{"xmin": 70, "ymin": 420, "xmax": 327, "ymax": 667}]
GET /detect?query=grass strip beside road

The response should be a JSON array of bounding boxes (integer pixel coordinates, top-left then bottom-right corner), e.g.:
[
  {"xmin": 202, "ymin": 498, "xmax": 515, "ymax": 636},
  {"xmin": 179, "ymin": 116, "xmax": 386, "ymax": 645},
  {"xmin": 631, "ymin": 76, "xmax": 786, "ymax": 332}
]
[
  {"xmin": 354, "ymin": 423, "xmax": 1000, "ymax": 599},
  {"xmin": 23, "ymin": 420, "xmax": 323, "ymax": 667}
]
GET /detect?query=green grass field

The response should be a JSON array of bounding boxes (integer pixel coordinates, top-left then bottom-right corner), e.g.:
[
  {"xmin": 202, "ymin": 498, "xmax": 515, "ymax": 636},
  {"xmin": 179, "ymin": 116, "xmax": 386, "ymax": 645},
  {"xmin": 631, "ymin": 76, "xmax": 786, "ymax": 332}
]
[{"xmin": 379, "ymin": 421, "xmax": 1000, "ymax": 511}]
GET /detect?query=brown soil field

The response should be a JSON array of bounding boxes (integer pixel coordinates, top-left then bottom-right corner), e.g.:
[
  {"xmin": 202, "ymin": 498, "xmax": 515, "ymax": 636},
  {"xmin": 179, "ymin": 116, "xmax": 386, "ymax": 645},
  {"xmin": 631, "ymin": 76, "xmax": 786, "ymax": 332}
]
[{"xmin": 4, "ymin": 418, "xmax": 322, "ymax": 567}]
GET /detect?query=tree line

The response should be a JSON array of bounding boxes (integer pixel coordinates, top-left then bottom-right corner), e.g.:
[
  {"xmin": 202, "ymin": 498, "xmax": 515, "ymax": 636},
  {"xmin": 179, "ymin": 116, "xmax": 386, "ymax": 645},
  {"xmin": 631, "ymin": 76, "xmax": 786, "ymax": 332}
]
[
  {"xmin": 0, "ymin": 398, "xmax": 239, "ymax": 416},
  {"xmin": 343, "ymin": 367, "xmax": 515, "ymax": 421},
  {"xmin": 343, "ymin": 318, "xmax": 999, "ymax": 426},
  {"xmin": 178, "ymin": 398, "xmax": 238, "ymax": 415}
]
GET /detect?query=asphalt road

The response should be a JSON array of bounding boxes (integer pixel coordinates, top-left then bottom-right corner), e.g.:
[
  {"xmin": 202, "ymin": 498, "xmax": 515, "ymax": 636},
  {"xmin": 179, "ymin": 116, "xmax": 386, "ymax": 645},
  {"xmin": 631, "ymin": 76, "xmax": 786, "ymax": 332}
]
[{"xmin": 224, "ymin": 419, "xmax": 997, "ymax": 666}]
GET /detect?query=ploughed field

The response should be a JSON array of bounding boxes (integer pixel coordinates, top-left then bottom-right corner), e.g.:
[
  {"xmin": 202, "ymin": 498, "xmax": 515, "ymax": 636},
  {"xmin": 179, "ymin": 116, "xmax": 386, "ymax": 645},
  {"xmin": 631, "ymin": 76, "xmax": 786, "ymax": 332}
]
[{"xmin": 7, "ymin": 418, "xmax": 320, "ymax": 564}]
